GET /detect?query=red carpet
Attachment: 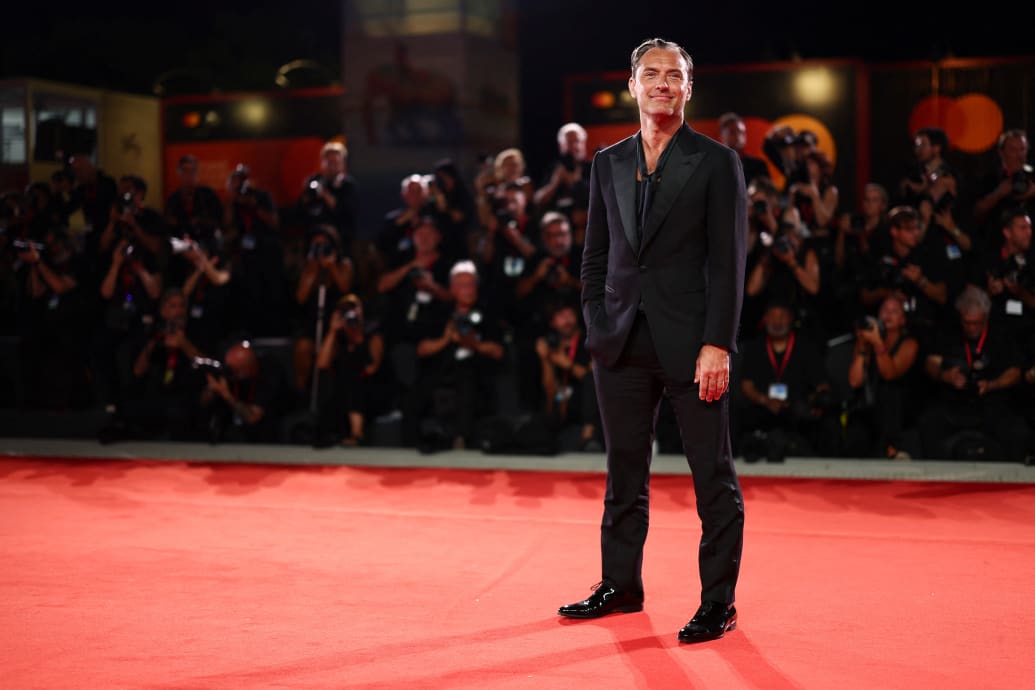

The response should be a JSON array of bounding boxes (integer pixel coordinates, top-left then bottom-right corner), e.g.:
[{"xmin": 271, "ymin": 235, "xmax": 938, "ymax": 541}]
[{"xmin": 2, "ymin": 456, "xmax": 1034, "ymax": 689}]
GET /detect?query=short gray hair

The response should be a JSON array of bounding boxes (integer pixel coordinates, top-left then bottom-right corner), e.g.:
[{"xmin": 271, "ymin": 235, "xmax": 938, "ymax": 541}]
[
  {"xmin": 630, "ymin": 38, "xmax": 693, "ymax": 78},
  {"xmin": 955, "ymin": 285, "xmax": 991, "ymax": 316}
]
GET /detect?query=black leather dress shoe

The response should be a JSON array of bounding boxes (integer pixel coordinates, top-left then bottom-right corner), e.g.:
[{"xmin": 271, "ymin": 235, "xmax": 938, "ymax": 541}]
[
  {"xmin": 677, "ymin": 601, "xmax": 737, "ymax": 642},
  {"xmin": 557, "ymin": 582, "xmax": 644, "ymax": 619}
]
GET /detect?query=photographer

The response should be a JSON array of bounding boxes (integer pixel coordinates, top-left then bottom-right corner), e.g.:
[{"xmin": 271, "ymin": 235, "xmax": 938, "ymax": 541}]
[
  {"xmin": 718, "ymin": 112, "xmax": 771, "ymax": 185},
  {"xmin": 13, "ymin": 228, "xmax": 92, "ymax": 408},
  {"xmin": 534, "ymin": 301, "xmax": 600, "ymax": 451},
  {"xmin": 973, "ymin": 129, "xmax": 1035, "ymax": 250},
  {"xmin": 787, "ymin": 149, "xmax": 839, "ymax": 233},
  {"xmin": 428, "ymin": 158, "xmax": 476, "ymax": 263},
  {"xmin": 93, "ymin": 221, "xmax": 163, "ymax": 413},
  {"xmin": 919, "ymin": 285, "xmax": 1029, "ymax": 461},
  {"xmin": 99, "ymin": 288, "xmax": 201, "ymax": 442},
  {"xmin": 860, "ymin": 206, "xmax": 948, "ymax": 348},
  {"xmin": 297, "ymin": 141, "xmax": 359, "ymax": 256},
  {"xmin": 99, "ymin": 175, "xmax": 165, "ymax": 258},
  {"xmin": 410, "ymin": 261, "xmax": 504, "ymax": 451},
  {"xmin": 165, "ymin": 155, "xmax": 223, "ymax": 241},
  {"xmin": 745, "ymin": 206, "xmax": 823, "ymax": 341},
  {"xmin": 221, "ymin": 165, "xmax": 290, "ymax": 339},
  {"xmin": 292, "ymin": 224, "xmax": 354, "ymax": 405},
  {"xmin": 898, "ymin": 127, "xmax": 958, "ymax": 210},
  {"xmin": 533, "ymin": 123, "xmax": 592, "ymax": 217},
  {"xmin": 474, "ymin": 182, "xmax": 537, "ymax": 316},
  {"xmin": 314, "ymin": 294, "xmax": 387, "ymax": 446},
  {"xmin": 223, "ymin": 164, "xmax": 278, "ymax": 241},
  {"xmin": 198, "ymin": 341, "xmax": 287, "ymax": 444},
  {"xmin": 736, "ymin": 299, "xmax": 839, "ymax": 461},
  {"xmin": 177, "ymin": 235, "xmax": 233, "ymax": 357},
  {"xmin": 376, "ymin": 174, "xmax": 433, "ymax": 272},
  {"xmin": 474, "ymin": 148, "xmax": 535, "ymax": 229},
  {"xmin": 376, "ymin": 215, "xmax": 453, "ymax": 347},
  {"xmin": 970, "ymin": 208, "xmax": 1035, "ymax": 351},
  {"xmin": 65, "ymin": 148, "xmax": 118, "ymax": 256},
  {"xmin": 843, "ymin": 296, "xmax": 921, "ymax": 459}
]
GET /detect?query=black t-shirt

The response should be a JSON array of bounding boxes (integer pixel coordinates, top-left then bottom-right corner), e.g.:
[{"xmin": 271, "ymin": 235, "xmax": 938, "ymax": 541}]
[
  {"xmin": 741, "ymin": 331, "xmax": 828, "ymax": 406},
  {"xmin": 415, "ymin": 301, "xmax": 504, "ymax": 378},
  {"xmin": 299, "ymin": 173, "xmax": 359, "ymax": 252},
  {"xmin": 165, "ymin": 186, "xmax": 224, "ymax": 236},
  {"xmin": 970, "ymin": 246, "xmax": 1035, "ymax": 333},
  {"xmin": 512, "ymin": 248, "xmax": 582, "ymax": 336},
  {"xmin": 931, "ymin": 321, "xmax": 1022, "ymax": 405},
  {"xmin": 864, "ymin": 242, "xmax": 947, "ymax": 330}
]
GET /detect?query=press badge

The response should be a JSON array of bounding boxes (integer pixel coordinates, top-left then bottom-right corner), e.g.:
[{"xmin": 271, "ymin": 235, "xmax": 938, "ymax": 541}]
[
  {"xmin": 241, "ymin": 234, "xmax": 256, "ymax": 251},
  {"xmin": 503, "ymin": 255, "xmax": 525, "ymax": 277},
  {"xmin": 1007, "ymin": 299, "xmax": 1024, "ymax": 316},
  {"xmin": 946, "ymin": 245, "xmax": 962, "ymax": 260},
  {"xmin": 768, "ymin": 383, "xmax": 789, "ymax": 401},
  {"xmin": 415, "ymin": 290, "xmax": 432, "ymax": 304}
]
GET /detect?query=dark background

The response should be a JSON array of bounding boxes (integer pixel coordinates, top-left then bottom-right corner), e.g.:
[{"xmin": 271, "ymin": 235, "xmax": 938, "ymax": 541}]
[{"xmin": 3, "ymin": 0, "xmax": 1033, "ymax": 178}]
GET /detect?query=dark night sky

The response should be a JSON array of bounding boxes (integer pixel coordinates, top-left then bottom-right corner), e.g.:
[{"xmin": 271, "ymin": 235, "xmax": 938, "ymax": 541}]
[{"xmin": 3, "ymin": 0, "xmax": 1033, "ymax": 174}]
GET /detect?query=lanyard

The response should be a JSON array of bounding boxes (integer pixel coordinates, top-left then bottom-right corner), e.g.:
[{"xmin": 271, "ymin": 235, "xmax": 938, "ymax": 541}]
[
  {"xmin": 766, "ymin": 332, "xmax": 796, "ymax": 382},
  {"xmin": 964, "ymin": 323, "xmax": 989, "ymax": 369}
]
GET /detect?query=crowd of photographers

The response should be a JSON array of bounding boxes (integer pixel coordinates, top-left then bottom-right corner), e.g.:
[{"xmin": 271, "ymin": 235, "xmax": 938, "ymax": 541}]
[{"xmin": 2, "ymin": 119, "xmax": 1035, "ymax": 461}]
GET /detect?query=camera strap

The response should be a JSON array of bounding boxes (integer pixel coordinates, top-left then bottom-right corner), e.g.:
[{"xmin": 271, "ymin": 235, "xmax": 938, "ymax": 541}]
[
  {"xmin": 766, "ymin": 332, "xmax": 796, "ymax": 382},
  {"xmin": 963, "ymin": 324, "xmax": 989, "ymax": 369}
]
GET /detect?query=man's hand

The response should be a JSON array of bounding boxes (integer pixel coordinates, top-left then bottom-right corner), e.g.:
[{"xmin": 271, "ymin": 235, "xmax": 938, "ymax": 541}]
[{"xmin": 695, "ymin": 344, "xmax": 730, "ymax": 402}]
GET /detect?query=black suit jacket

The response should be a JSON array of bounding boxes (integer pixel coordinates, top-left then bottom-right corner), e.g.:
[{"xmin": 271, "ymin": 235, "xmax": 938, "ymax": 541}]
[{"xmin": 581, "ymin": 124, "xmax": 748, "ymax": 382}]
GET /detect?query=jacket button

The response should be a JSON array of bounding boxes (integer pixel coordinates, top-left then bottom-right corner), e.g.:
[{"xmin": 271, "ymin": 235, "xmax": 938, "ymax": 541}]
[{"xmin": 639, "ymin": 265, "xmax": 647, "ymax": 272}]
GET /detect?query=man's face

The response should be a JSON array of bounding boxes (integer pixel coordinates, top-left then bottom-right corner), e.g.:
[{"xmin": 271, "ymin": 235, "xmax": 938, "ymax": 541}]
[
  {"xmin": 720, "ymin": 121, "xmax": 746, "ymax": 152},
  {"xmin": 628, "ymin": 48, "xmax": 691, "ymax": 120},
  {"xmin": 892, "ymin": 219, "xmax": 921, "ymax": 249},
  {"xmin": 913, "ymin": 135, "xmax": 934, "ymax": 163},
  {"xmin": 550, "ymin": 306, "xmax": 578, "ymax": 337},
  {"xmin": 542, "ymin": 220, "xmax": 572, "ymax": 258},
  {"xmin": 862, "ymin": 187, "xmax": 886, "ymax": 218},
  {"xmin": 161, "ymin": 294, "xmax": 186, "ymax": 323},
  {"xmin": 1001, "ymin": 136, "xmax": 1029, "ymax": 172},
  {"xmin": 402, "ymin": 181, "xmax": 427, "ymax": 209},
  {"xmin": 504, "ymin": 188, "xmax": 526, "ymax": 218},
  {"xmin": 960, "ymin": 310, "xmax": 987, "ymax": 340},
  {"xmin": 763, "ymin": 306, "xmax": 793, "ymax": 338},
  {"xmin": 498, "ymin": 154, "xmax": 522, "ymax": 181},
  {"xmin": 562, "ymin": 130, "xmax": 587, "ymax": 161},
  {"xmin": 412, "ymin": 222, "xmax": 440, "ymax": 253},
  {"xmin": 450, "ymin": 272, "xmax": 478, "ymax": 307},
  {"xmin": 178, "ymin": 162, "xmax": 199, "ymax": 188},
  {"xmin": 1003, "ymin": 214, "xmax": 1033, "ymax": 252},
  {"xmin": 322, "ymin": 151, "xmax": 345, "ymax": 177}
]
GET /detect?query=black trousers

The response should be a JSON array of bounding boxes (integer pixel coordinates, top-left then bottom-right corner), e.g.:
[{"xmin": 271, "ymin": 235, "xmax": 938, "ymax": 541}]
[{"xmin": 592, "ymin": 313, "xmax": 744, "ymax": 603}]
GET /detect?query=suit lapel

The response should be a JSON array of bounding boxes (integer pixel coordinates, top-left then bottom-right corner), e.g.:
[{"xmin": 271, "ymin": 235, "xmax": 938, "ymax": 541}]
[
  {"xmin": 640, "ymin": 125, "xmax": 704, "ymax": 254},
  {"xmin": 608, "ymin": 138, "xmax": 639, "ymax": 254}
]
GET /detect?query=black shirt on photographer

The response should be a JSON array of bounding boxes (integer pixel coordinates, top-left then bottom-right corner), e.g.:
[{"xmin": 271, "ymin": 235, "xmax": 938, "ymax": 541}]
[
  {"xmin": 970, "ymin": 245, "xmax": 1035, "ymax": 342},
  {"xmin": 512, "ymin": 248, "xmax": 582, "ymax": 337},
  {"xmin": 299, "ymin": 174, "xmax": 359, "ymax": 254},
  {"xmin": 863, "ymin": 243, "xmax": 948, "ymax": 332},
  {"xmin": 930, "ymin": 320, "xmax": 1022, "ymax": 406}
]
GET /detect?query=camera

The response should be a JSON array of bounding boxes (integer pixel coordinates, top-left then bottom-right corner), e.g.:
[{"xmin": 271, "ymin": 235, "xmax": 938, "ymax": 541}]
[
  {"xmin": 308, "ymin": 179, "xmax": 323, "ymax": 193},
  {"xmin": 559, "ymin": 153, "xmax": 577, "ymax": 173},
  {"xmin": 772, "ymin": 234, "xmax": 793, "ymax": 255},
  {"xmin": 169, "ymin": 236, "xmax": 196, "ymax": 255},
  {"xmin": 1011, "ymin": 169, "xmax": 1032, "ymax": 196},
  {"xmin": 452, "ymin": 310, "xmax": 482, "ymax": 339},
  {"xmin": 933, "ymin": 192, "xmax": 955, "ymax": 214},
  {"xmin": 544, "ymin": 330, "xmax": 560, "ymax": 349},
  {"xmin": 407, "ymin": 266, "xmax": 427, "ymax": 282},
  {"xmin": 854, "ymin": 315, "xmax": 887, "ymax": 340},
  {"xmin": 337, "ymin": 300, "xmax": 361, "ymax": 327},
  {"xmin": 848, "ymin": 213, "xmax": 866, "ymax": 233},
  {"xmin": 12, "ymin": 238, "xmax": 45, "ymax": 253},
  {"xmin": 191, "ymin": 356, "xmax": 226, "ymax": 378},
  {"xmin": 118, "ymin": 192, "xmax": 136, "ymax": 216},
  {"xmin": 307, "ymin": 242, "xmax": 336, "ymax": 260},
  {"xmin": 751, "ymin": 199, "xmax": 769, "ymax": 217}
]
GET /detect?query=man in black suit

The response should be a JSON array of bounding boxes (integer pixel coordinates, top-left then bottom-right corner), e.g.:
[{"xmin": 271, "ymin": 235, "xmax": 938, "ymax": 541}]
[{"xmin": 557, "ymin": 38, "xmax": 748, "ymax": 644}]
